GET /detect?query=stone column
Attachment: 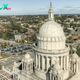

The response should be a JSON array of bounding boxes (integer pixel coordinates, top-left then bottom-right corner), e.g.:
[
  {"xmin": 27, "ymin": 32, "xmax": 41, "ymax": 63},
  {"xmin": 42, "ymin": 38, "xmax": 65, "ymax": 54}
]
[
  {"xmin": 34, "ymin": 54, "xmax": 36, "ymax": 67},
  {"xmin": 53, "ymin": 76, "xmax": 54, "ymax": 80},
  {"xmin": 23, "ymin": 62, "xmax": 24, "ymax": 71},
  {"xmin": 25, "ymin": 63, "xmax": 26, "ymax": 71},
  {"xmin": 67, "ymin": 55, "xmax": 68, "ymax": 69},
  {"xmin": 22, "ymin": 62, "xmax": 23, "ymax": 70},
  {"xmin": 39, "ymin": 55, "xmax": 40, "ymax": 69},
  {"xmin": 25, "ymin": 63, "xmax": 27, "ymax": 71},
  {"xmin": 50, "ymin": 72, "xmax": 51, "ymax": 80},
  {"xmin": 51, "ymin": 57, "xmax": 53, "ymax": 66},
  {"xmin": 42, "ymin": 55, "xmax": 44, "ymax": 71},
  {"xmin": 40, "ymin": 41, "xmax": 41, "ymax": 48},
  {"xmin": 26, "ymin": 64, "xmax": 27, "ymax": 71},
  {"xmin": 76, "ymin": 62, "xmax": 78, "ymax": 73},
  {"xmin": 73, "ymin": 64, "xmax": 74, "ymax": 72},
  {"xmin": 24, "ymin": 63, "xmax": 25, "ymax": 70},
  {"xmin": 44, "ymin": 56, "xmax": 45, "ymax": 70},
  {"xmin": 30, "ymin": 63, "xmax": 31, "ymax": 71},
  {"xmin": 24, "ymin": 63, "xmax": 25, "ymax": 71},
  {"xmin": 64, "ymin": 56, "xmax": 65, "ymax": 70},
  {"xmin": 74, "ymin": 64, "xmax": 75, "ymax": 73},
  {"xmin": 61, "ymin": 56, "xmax": 63, "ymax": 69},
  {"xmin": 61, "ymin": 76, "xmax": 62, "ymax": 80},
  {"xmin": 46, "ymin": 56, "xmax": 49, "ymax": 70},
  {"xmin": 36, "ymin": 54, "xmax": 37, "ymax": 68},
  {"xmin": 54, "ymin": 76, "xmax": 56, "ymax": 80},
  {"xmin": 37, "ymin": 54, "xmax": 39, "ymax": 68}
]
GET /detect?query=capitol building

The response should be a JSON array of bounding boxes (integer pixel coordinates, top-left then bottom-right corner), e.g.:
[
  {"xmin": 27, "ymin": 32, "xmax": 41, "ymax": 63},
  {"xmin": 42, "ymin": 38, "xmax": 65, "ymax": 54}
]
[{"xmin": 14, "ymin": 2, "xmax": 80, "ymax": 80}]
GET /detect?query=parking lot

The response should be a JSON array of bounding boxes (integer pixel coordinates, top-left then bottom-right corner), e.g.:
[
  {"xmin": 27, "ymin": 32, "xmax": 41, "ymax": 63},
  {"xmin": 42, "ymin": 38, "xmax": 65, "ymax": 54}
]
[
  {"xmin": 0, "ymin": 53, "xmax": 34, "ymax": 69},
  {"xmin": 0, "ymin": 44, "xmax": 34, "ymax": 55}
]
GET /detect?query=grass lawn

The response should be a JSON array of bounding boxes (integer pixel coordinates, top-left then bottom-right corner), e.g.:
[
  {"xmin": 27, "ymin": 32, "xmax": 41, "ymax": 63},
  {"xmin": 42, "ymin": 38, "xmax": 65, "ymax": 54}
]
[{"xmin": 0, "ymin": 53, "xmax": 11, "ymax": 59}]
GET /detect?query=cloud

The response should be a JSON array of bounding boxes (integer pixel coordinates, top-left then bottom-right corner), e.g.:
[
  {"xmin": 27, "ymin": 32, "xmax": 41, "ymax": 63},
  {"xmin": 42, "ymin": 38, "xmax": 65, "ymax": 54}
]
[
  {"xmin": 37, "ymin": 8, "xmax": 47, "ymax": 10},
  {"xmin": 64, "ymin": 5, "xmax": 74, "ymax": 8},
  {"xmin": 54, "ymin": 4, "xmax": 80, "ymax": 14},
  {"xmin": 77, "ymin": 7, "xmax": 80, "ymax": 8},
  {"xmin": 55, "ymin": 8, "xmax": 80, "ymax": 14},
  {"xmin": 45, "ymin": 5, "xmax": 50, "ymax": 8},
  {"xmin": 64, "ymin": 5, "xmax": 80, "ymax": 9}
]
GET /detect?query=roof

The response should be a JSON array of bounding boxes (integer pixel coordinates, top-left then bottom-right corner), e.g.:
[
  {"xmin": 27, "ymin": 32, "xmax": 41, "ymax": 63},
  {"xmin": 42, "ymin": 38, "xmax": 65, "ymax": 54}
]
[
  {"xmin": 24, "ymin": 53, "xmax": 33, "ymax": 62},
  {"xmin": 72, "ymin": 35, "xmax": 78, "ymax": 36},
  {"xmin": 72, "ymin": 52, "xmax": 79, "ymax": 59},
  {"xmin": 39, "ymin": 21, "xmax": 65, "ymax": 38},
  {"xmin": 0, "ymin": 70, "xmax": 11, "ymax": 80},
  {"xmin": 15, "ymin": 33, "xmax": 24, "ymax": 35},
  {"xmin": 52, "ymin": 62, "xmax": 62, "ymax": 75}
]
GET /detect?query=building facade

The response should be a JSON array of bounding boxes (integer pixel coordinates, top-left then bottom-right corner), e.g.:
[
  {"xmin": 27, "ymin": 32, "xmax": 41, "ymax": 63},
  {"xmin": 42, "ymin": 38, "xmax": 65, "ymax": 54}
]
[{"xmin": 14, "ymin": 33, "xmax": 26, "ymax": 42}]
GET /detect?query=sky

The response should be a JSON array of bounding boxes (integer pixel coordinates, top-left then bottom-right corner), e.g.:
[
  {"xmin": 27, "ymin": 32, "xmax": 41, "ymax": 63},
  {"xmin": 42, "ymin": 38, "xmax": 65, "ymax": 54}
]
[{"xmin": 0, "ymin": 0, "xmax": 80, "ymax": 15}]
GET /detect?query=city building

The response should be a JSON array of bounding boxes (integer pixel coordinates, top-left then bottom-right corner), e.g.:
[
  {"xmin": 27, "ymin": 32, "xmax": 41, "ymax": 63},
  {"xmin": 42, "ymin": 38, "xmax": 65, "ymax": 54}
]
[
  {"xmin": 0, "ymin": 25, "xmax": 2, "ymax": 28},
  {"xmin": 77, "ymin": 27, "xmax": 80, "ymax": 34},
  {"xmin": 14, "ymin": 33, "xmax": 26, "ymax": 42},
  {"xmin": 14, "ymin": 2, "xmax": 80, "ymax": 80},
  {"xmin": 72, "ymin": 35, "xmax": 78, "ymax": 40},
  {"xmin": 0, "ymin": 50, "xmax": 2, "ymax": 58}
]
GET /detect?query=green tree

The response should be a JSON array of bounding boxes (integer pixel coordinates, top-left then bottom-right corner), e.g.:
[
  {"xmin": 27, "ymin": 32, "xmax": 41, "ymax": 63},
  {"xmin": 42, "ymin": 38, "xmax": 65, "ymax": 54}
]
[
  {"xmin": 4, "ymin": 42, "xmax": 7, "ymax": 46},
  {"xmin": 22, "ymin": 40, "xmax": 24, "ymax": 44},
  {"xmin": 29, "ymin": 34, "xmax": 37, "ymax": 43},
  {"xmin": 76, "ymin": 45, "xmax": 80, "ymax": 56},
  {"xmin": 8, "ymin": 42, "xmax": 10, "ymax": 45},
  {"xmin": 1, "ymin": 43, "xmax": 4, "ymax": 48}
]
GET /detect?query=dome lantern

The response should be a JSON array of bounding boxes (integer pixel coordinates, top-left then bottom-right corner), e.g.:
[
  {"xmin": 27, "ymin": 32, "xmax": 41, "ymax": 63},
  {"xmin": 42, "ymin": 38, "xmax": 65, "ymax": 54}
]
[{"xmin": 48, "ymin": 2, "xmax": 54, "ymax": 21}]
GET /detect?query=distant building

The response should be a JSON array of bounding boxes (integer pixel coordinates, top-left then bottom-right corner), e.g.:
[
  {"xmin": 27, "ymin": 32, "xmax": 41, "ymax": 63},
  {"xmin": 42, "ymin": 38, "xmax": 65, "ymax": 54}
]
[
  {"xmin": 0, "ymin": 50, "xmax": 2, "ymax": 58},
  {"xmin": 58, "ymin": 14, "xmax": 61, "ymax": 17},
  {"xmin": 13, "ymin": 30, "xmax": 18, "ymax": 34},
  {"xmin": 0, "ymin": 29, "xmax": 7, "ymax": 32},
  {"xmin": 0, "ymin": 25, "xmax": 2, "ymax": 28},
  {"xmin": 14, "ymin": 33, "xmax": 26, "ymax": 42},
  {"xmin": 0, "ymin": 21, "xmax": 10, "ymax": 24},
  {"xmin": 77, "ymin": 27, "xmax": 80, "ymax": 33},
  {"xmin": 66, "ymin": 18, "xmax": 74, "ymax": 22},
  {"xmin": 72, "ymin": 35, "xmax": 78, "ymax": 40},
  {"xmin": 29, "ymin": 24, "xmax": 32, "ymax": 28}
]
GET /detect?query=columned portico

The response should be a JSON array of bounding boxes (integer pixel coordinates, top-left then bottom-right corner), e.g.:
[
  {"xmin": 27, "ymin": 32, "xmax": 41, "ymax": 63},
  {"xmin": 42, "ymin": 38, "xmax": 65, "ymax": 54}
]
[{"xmin": 22, "ymin": 53, "xmax": 33, "ymax": 75}]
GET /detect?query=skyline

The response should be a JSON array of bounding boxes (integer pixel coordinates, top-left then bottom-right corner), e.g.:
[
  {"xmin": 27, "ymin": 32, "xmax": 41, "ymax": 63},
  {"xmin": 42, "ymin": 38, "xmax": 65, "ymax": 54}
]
[{"xmin": 0, "ymin": 0, "xmax": 80, "ymax": 15}]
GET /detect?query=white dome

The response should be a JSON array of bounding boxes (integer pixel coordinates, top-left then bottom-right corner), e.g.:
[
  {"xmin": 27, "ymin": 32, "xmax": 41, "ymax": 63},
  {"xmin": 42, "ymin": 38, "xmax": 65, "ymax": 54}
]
[
  {"xmin": 72, "ymin": 52, "xmax": 79, "ymax": 59},
  {"xmin": 52, "ymin": 62, "xmax": 62, "ymax": 75},
  {"xmin": 39, "ymin": 21, "xmax": 65, "ymax": 38},
  {"xmin": 36, "ymin": 2, "xmax": 66, "ymax": 51},
  {"xmin": 25, "ymin": 53, "xmax": 31, "ymax": 59},
  {"xmin": 71, "ymin": 52, "xmax": 79, "ymax": 63},
  {"xmin": 53, "ymin": 63, "xmax": 61, "ymax": 71}
]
